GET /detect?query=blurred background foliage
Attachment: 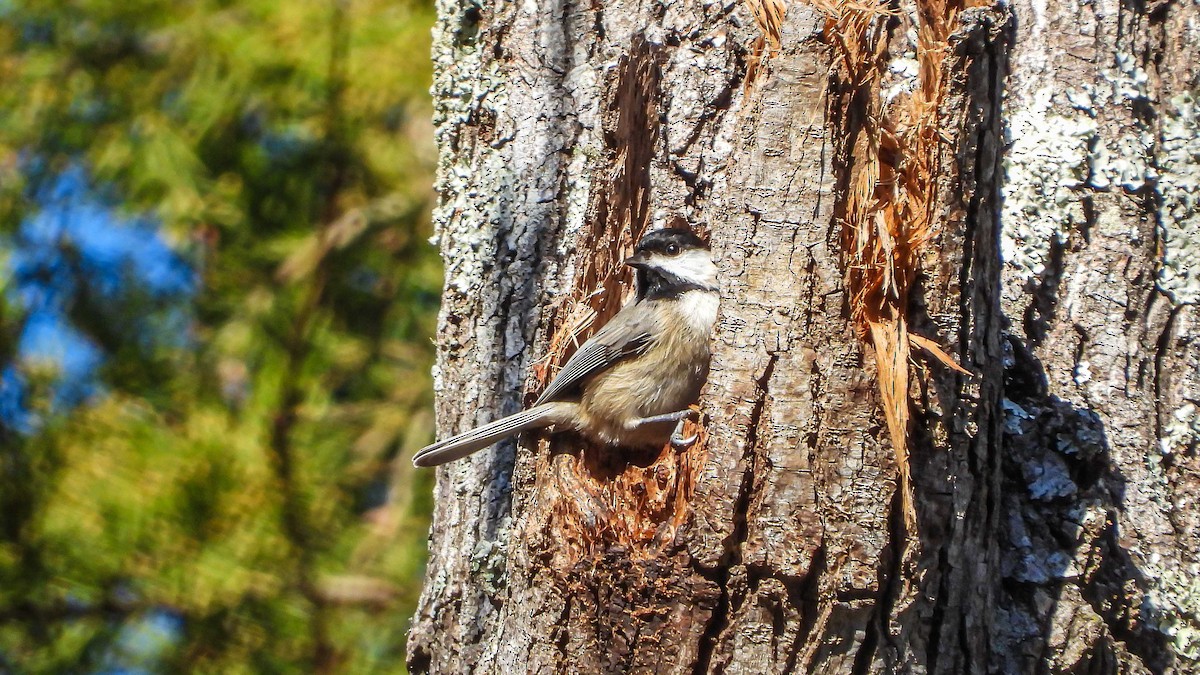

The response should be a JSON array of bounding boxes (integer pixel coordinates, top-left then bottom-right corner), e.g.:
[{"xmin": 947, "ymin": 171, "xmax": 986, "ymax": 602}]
[{"xmin": 0, "ymin": 0, "xmax": 439, "ymax": 672}]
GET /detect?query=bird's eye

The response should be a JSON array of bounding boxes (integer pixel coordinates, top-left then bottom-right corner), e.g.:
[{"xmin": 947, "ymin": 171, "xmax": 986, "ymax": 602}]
[{"xmin": 665, "ymin": 243, "xmax": 680, "ymax": 255}]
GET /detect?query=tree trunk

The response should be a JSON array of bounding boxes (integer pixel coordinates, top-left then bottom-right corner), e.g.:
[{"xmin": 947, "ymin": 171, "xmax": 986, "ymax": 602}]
[{"xmin": 408, "ymin": 0, "xmax": 1200, "ymax": 671}]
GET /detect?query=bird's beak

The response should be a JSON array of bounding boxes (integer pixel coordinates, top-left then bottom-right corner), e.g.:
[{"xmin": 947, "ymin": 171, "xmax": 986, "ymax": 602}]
[{"xmin": 624, "ymin": 252, "xmax": 651, "ymax": 269}]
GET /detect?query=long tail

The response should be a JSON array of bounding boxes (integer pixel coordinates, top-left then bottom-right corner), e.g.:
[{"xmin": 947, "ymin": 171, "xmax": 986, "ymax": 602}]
[{"xmin": 411, "ymin": 402, "xmax": 575, "ymax": 467}]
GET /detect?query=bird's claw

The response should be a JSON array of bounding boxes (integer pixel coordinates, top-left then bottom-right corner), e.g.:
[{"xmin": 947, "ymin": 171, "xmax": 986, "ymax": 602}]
[{"xmin": 670, "ymin": 418, "xmax": 698, "ymax": 447}]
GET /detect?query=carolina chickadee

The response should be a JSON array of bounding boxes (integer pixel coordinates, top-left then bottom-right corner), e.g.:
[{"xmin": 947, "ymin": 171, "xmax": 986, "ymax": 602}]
[{"xmin": 412, "ymin": 227, "xmax": 720, "ymax": 468}]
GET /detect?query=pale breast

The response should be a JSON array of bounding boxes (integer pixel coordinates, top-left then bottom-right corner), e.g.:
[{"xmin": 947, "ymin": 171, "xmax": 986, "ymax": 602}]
[{"xmin": 578, "ymin": 290, "xmax": 718, "ymax": 446}]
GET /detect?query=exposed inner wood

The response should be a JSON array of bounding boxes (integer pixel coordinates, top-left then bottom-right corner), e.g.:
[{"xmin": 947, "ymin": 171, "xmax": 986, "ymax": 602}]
[{"xmin": 409, "ymin": 0, "xmax": 1200, "ymax": 670}]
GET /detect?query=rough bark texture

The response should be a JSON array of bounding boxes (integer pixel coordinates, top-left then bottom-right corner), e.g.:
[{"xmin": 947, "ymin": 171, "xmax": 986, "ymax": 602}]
[
  {"xmin": 993, "ymin": 0, "xmax": 1200, "ymax": 671},
  {"xmin": 408, "ymin": 0, "xmax": 1200, "ymax": 672}
]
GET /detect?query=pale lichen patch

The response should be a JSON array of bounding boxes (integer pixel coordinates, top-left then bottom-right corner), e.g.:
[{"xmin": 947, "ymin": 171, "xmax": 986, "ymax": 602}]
[
  {"xmin": 429, "ymin": 0, "xmax": 513, "ymax": 299},
  {"xmin": 1160, "ymin": 402, "xmax": 1200, "ymax": 457},
  {"xmin": 1157, "ymin": 91, "xmax": 1200, "ymax": 306},
  {"xmin": 1086, "ymin": 53, "xmax": 1154, "ymax": 193},
  {"xmin": 1001, "ymin": 51, "xmax": 1162, "ymax": 285},
  {"xmin": 1142, "ymin": 564, "xmax": 1200, "ymax": 663},
  {"xmin": 1001, "ymin": 86, "xmax": 1094, "ymax": 282}
]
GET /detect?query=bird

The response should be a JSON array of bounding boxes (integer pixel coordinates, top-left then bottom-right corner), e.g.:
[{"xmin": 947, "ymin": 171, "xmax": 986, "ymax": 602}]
[{"xmin": 412, "ymin": 227, "xmax": 720, "ymax": 468}]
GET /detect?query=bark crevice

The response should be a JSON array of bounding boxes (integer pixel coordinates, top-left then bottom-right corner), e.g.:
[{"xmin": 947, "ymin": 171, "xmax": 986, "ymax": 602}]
[{"xmin": 412, "ymin": 0, "xmax": 1199, "ymax": 669}]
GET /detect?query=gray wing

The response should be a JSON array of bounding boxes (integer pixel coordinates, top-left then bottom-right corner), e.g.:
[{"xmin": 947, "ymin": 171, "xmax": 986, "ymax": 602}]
[{"xmin": 534, "ymin": 301, "xmax": 658, "ymax": 405}]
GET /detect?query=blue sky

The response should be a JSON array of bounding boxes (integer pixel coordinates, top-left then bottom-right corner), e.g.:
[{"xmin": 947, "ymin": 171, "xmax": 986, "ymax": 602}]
[{"xmin": 2, "ymin": 164, "xmax": 197, "ymax": 431}]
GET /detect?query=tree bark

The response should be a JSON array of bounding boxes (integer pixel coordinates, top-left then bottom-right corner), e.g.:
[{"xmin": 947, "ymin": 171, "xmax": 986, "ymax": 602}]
[{"xmin": 408, "ymin": 0, "xmax": 1200, "ymax": 672}]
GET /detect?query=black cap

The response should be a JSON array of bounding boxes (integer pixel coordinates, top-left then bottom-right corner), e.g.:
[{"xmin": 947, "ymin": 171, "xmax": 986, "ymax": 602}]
[{"xmin": 634, "ymin": 227, "xmax": 707, "ymax": 255}]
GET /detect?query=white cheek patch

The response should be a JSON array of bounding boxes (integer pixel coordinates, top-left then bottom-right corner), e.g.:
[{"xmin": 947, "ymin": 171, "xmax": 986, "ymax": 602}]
[{"xmin": 655, "ymin": 250, "xmax": 718, "ymax": 289}]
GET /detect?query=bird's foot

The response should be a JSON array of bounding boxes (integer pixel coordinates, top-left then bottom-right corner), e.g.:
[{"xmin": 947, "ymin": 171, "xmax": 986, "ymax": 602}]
[
  {"xmin": 632, "ymin": 408, "xmax": 702, "ymax": 448},
  {"xmin": 670, "ymin": 418, "xmax": 698, "ymax": 447}
]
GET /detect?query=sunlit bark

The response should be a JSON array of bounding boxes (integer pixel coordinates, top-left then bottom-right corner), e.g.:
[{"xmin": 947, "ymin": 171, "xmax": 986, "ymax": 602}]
[{"xmin": 409, "ymin": 0, "xmax": 1200, "ymax": 671}]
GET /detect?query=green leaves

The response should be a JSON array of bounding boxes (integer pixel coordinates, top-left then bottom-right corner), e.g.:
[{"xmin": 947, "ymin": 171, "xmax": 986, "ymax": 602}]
[{"xmin": 0, "ymin": 0, "xmax": 439, "ymax": 671}]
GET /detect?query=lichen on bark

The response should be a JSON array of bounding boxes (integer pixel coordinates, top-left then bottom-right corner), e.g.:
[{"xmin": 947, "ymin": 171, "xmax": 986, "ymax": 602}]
[{"xmin": 409, "ymin": 0, "xmax": 1200, "ymax": 671}]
